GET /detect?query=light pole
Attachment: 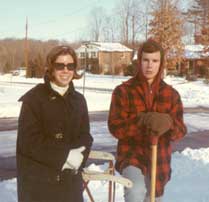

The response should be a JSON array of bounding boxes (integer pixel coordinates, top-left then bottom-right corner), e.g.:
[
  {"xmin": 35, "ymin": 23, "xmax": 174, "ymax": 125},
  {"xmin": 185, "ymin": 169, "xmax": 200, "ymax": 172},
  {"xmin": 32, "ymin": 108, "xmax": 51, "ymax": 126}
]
[
  {"xmin": 81, "ymin": 41, "xmax": 100, "ymax": 94},
  {"xmin": 24, "ymin": 17, "xmax": 29, "ymax": 77},
  {"xmin": 82, "ymin": 41, "xmax": 90, "ymax": 95}
]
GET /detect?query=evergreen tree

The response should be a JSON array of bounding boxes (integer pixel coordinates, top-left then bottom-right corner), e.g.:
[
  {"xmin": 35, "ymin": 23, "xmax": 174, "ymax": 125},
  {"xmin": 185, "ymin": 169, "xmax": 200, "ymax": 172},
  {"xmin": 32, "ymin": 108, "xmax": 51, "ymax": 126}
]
[{"xmin": 149, "ymin": 0, "xmax": 185, "ymax": 70}]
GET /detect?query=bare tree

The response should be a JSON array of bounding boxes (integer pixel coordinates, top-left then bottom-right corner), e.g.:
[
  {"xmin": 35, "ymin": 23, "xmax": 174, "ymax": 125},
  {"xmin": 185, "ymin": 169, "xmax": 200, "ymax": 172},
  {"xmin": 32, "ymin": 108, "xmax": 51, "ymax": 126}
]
[
  {"xmin": 0, "ymin": 39, "xmax": 25, "ymax": 73},
  {"xmin": 115, "ymin": 0, "xmax": 146, "ymax": 45},
  {"xmin": 0, "ymin": 38, "xmax": 60, "ymax": 76},
  {"xmin": 116, "ymin": 0, "xmax": 132, "ymax": 44},
  {"xmin": 0, "ymin": 45, "xmax": 8, "ymax": 73},
  {"xmin": 129, "ymin": 0, "xmax": 147, "ymax": 46},
  {"xmin": 192, "ymin": 0, "xmax": 209, "ymax": 45},
  {"xmin": 89, "ymin": 6, "xmax": 106, "ymax": 42},
  {"xmin": 102, "ymin": 14, "xmax": 121, "ymax": 42},
  {"xmin": 195, "ymin": 0, "xmax": 209, "ymax": 25},
  {"xmin": 86, "ymin": 0, "xmax": 147, "ymax": 44}
]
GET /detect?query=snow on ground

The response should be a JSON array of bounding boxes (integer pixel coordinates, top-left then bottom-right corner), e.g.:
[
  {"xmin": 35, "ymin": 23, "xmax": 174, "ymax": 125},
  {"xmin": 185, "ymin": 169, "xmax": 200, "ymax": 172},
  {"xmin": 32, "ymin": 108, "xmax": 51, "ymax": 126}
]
[
  {"xmin": 0, "ymin": 148, "xmax": 209, "ymax": 202},
  {"xmin": 0, "ymin": 73, "xmax": 209, "ymax": 202},
  {"xmin": 0, "ymin": 73, "xmax": 209, "ymax": 117},
  {"xmin": 164, "ymin": 148, "xmax": 209, "ymax": 202},
  {"xmin": 185, "ymin": 113, "xmax": 209, "ymax": 133}
]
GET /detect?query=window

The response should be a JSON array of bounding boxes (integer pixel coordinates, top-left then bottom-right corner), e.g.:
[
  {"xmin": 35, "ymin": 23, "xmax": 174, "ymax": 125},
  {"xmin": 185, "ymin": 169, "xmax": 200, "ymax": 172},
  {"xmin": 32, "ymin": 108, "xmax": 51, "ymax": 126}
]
[
  {"xmin": 120, "ymin": 53, "xmax": 124, "ymax": 58},
  {"xmin": 91, "ymin": 52, "xmax": 97, "ymax": 58},
  {"xmin": 80, "ymin": 52, "xmax": 85, "ymax": 58}
]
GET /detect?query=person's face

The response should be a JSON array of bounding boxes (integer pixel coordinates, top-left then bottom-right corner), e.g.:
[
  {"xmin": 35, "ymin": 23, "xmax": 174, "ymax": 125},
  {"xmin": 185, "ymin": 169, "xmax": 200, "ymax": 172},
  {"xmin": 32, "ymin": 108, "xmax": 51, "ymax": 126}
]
[
  {"xmin": 141, "ymin": 51, "xmax": 161, "ymax": 85},
  {"xmin": 52, "ymin": 54, "xmax": 75, "ymax": 87}
]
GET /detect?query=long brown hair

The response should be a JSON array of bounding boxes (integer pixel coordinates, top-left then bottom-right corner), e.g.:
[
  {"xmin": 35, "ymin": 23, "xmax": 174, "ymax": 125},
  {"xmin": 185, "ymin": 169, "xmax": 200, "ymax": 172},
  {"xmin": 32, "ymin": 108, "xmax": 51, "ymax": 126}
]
[{"xmin": 46, "ymin": 45, "xmax": 82, "ymax": 81}]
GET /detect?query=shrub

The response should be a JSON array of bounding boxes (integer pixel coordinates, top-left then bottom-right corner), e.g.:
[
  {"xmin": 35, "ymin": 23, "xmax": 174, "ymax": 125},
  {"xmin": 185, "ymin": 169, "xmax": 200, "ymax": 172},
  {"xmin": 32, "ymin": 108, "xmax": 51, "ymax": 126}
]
[
  {"xmin": 186, "ymin": 73, "xmax": 197, "ymax": 81},
  {"xmin": 123, "ymin": 63, "xmax": 137, "ymax": 76}
]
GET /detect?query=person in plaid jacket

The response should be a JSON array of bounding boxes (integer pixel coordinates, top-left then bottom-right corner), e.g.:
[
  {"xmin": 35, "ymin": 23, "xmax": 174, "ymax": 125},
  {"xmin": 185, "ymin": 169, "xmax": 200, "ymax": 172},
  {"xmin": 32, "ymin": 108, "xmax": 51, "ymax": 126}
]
[{"xmin": 108, "ymin": 39, "xmax": 187, "ymax": 202}]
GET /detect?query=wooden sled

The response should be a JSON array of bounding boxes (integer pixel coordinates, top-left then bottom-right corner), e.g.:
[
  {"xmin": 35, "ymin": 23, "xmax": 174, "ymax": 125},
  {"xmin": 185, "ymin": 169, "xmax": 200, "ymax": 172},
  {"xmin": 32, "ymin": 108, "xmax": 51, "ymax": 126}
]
[{"xmin": 82, "ymin": 150, "xmax": 133, "ymax": 202}]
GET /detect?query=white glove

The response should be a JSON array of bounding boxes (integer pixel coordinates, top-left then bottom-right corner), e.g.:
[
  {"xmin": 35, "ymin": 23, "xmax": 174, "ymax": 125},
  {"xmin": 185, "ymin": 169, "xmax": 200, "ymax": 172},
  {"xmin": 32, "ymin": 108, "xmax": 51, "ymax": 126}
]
[{"xmin": 62, "ymin": 146, "xmax": 86, "ymax": 171}]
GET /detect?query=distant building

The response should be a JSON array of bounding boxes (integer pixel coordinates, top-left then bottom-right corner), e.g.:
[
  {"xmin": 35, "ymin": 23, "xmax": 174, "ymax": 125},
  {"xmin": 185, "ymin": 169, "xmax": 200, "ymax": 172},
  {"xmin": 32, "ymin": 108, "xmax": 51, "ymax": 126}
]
[
  {"xmin": 76, "ymin": 42, "xmax": 133, "ymax": 75},
  {"xmin": 132, "ymin": 44, "xmax": 209, "ymax": 77},
  {"xmin": 182, "ymin": 44, "xmax": 209, "ymax": 76}
]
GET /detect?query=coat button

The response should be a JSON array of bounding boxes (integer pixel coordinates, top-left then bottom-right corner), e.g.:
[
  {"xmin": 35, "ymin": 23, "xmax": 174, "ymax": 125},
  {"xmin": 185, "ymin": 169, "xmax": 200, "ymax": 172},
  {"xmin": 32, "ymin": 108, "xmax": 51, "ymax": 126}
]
[
  {"xmin": 55, "ymin": 133, "xmax": 64, "ymax": 139},
  {"xmin": 50, "ymin": 96, "xmax": 57, "ymax": 100},
  {"xmin": 56, "ymin": 175, "xmax": 60, "ymax": 182}
]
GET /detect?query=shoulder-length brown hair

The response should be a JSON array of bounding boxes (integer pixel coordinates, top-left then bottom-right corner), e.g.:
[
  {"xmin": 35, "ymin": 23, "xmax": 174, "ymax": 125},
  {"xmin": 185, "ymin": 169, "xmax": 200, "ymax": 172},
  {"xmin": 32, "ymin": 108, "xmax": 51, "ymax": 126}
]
[{"xmin": 46, "ymin": 45, "xmax": 82, "ymax": 81}]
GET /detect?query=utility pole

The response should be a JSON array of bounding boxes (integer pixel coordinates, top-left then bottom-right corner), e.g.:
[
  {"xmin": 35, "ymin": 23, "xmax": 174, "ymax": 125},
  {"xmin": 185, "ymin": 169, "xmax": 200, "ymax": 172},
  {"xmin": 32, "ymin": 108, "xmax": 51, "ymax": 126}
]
[
  {"xmin": 83, "ymin": 45, "xmax": 87, "ymax": 95},
  {"xmin": 83, "ymin": 41, "xmax": 90, "ymax": 95},
  {"xmin": 24, "ymin": 17, "xmax": 29, "ymax": 77}
]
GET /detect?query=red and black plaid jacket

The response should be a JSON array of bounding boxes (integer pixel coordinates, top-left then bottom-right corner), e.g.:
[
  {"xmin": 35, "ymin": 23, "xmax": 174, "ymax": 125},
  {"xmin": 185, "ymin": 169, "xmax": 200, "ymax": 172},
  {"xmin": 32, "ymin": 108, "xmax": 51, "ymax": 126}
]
[{"xmin": 108, "ymin": 76, "xmax": 187, "ymax": 196}]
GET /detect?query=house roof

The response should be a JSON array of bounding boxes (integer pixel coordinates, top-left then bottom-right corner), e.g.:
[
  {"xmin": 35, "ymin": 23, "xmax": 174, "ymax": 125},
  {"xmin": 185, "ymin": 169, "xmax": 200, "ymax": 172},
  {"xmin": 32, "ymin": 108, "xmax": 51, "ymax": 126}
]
[
  {"xmin": 185, "ymin": 44, "xmax": 209, "ymax": 59},
  {"xmin": 132, "ymin": 44, "xmax": 209, "ymax": 61},
  {"xmin": 76, "ymin": 42, "xmax": 133, "ymax": 52}
]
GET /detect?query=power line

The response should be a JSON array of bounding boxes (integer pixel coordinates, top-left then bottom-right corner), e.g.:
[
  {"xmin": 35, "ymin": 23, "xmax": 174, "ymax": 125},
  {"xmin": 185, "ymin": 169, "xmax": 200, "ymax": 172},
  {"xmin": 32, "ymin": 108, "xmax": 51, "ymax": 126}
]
[
  {"xmin": 31, "ymin": 0, "xmax": 101, "ymax": 27},
  {"xmin": 40, "ymin": 26, "xmax": 89, "ymax": 40},
  {"xmin": 0, "ymin": 0, "xmax": 101, "ymax": 38}
]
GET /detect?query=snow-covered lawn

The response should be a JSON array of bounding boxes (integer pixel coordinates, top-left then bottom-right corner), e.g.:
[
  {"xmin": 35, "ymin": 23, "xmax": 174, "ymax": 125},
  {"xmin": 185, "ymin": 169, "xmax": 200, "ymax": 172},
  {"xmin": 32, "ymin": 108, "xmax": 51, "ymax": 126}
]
[
  {"xmin": 0, "ymin": 73, "xmax": 209, "ymax": 202},
  {"xmin": 1, "ymin": 148, "xmax": 208, "ymax": 202},
  {"xmin": 0, "ymin": 73, "xmax": 209, "ymax": 117}
]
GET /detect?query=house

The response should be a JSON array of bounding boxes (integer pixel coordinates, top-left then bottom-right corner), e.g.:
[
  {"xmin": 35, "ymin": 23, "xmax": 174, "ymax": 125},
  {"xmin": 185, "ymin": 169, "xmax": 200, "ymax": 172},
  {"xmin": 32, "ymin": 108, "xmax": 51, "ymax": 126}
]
[
  {"xmin": 132, "ymin": 44, "xmax": 209, "ymax": 77},
  {"xmin": 182, "ymin": 44, "xmax": 209, "ymax": 76},
  {"xmin": 75, "ymin": 42, "xmax": 133, "ymax": 75}
]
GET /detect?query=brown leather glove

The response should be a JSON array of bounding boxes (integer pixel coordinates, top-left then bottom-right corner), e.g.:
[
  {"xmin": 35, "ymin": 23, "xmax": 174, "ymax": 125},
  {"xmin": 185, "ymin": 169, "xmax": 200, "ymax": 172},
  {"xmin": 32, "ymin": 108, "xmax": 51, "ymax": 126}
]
[{"xmin": 143, "ymin": 112, "xmax": 173, "ymax": 136}]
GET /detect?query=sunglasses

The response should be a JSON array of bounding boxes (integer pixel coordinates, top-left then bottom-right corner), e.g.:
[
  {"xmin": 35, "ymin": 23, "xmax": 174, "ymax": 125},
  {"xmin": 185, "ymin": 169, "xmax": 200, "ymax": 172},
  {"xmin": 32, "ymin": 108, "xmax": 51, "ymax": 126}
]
[{"xmin": 53, "ymin": 62, "xmax": 76, "ymax": 71}]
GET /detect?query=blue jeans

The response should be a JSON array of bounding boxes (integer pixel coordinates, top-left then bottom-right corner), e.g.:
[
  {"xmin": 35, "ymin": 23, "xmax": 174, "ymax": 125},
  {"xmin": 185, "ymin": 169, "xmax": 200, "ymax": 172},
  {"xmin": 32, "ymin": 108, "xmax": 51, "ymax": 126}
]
[{"xmin": 122, "ymin": 166, "xmax": 163, "ymax": 202}]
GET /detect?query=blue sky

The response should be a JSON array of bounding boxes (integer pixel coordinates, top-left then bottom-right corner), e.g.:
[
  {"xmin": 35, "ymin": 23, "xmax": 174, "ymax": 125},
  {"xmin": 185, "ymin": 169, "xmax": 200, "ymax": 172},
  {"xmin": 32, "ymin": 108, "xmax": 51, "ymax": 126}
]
[{"xmin": 0, "ymin": 0, "xmax": 117, "ymax": 41}]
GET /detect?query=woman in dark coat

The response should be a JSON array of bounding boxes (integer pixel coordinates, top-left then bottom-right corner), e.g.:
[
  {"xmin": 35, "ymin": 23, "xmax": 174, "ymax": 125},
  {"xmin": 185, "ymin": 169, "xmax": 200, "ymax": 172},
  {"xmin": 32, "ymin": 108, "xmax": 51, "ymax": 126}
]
[{"xmin": 16, "ymin": 45, "xmax": 93, "ymax": 202}]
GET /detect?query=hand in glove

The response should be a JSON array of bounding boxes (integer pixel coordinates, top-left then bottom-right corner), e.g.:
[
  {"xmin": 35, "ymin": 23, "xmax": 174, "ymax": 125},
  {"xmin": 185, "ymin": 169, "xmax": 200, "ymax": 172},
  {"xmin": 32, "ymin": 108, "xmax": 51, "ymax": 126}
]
[
  {"xmin": 143, "ymin": 112, "xmax": 173, "ymax": 136},
  {"xmin": 62, "ymin": 146, "xmax": 86, "ymax": 171}
]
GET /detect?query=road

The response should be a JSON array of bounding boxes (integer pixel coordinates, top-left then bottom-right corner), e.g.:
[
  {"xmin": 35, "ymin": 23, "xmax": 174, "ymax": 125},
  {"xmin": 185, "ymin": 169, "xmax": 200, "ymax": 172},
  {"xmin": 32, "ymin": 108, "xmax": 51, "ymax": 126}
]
[
  {"xmin": 0, "ymin": 111, "xmax": 108, "ymax": 131},
  {"xmin": 0, "ymin": 109, "xmax": 209, "ymax": 180},
  {"xmin": 1, "ymin": 107, "xmax": 209, "ymax": 131},
  {"xmin": 0, "ymin": 80, "xmax": 113, "ymax": 93}
]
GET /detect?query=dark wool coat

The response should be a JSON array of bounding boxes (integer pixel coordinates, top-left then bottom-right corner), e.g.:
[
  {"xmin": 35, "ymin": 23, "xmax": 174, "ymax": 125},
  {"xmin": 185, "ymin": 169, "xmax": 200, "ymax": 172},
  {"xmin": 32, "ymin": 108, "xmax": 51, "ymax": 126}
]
[
  {"xmin": 16, "ymin": 79, "xmax": 93, "ymax": 202},
  {"xmin": 108, "ymin": 77, "xmax": 187, "ymax": 197}
]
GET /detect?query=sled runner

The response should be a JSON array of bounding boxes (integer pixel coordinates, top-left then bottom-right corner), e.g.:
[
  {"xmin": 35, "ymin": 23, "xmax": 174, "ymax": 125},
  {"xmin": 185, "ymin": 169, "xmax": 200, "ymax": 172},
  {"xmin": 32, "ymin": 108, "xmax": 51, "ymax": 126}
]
[{"xmin": 82, "ymin": 150, "xmax": 133, "ymax": 202}]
